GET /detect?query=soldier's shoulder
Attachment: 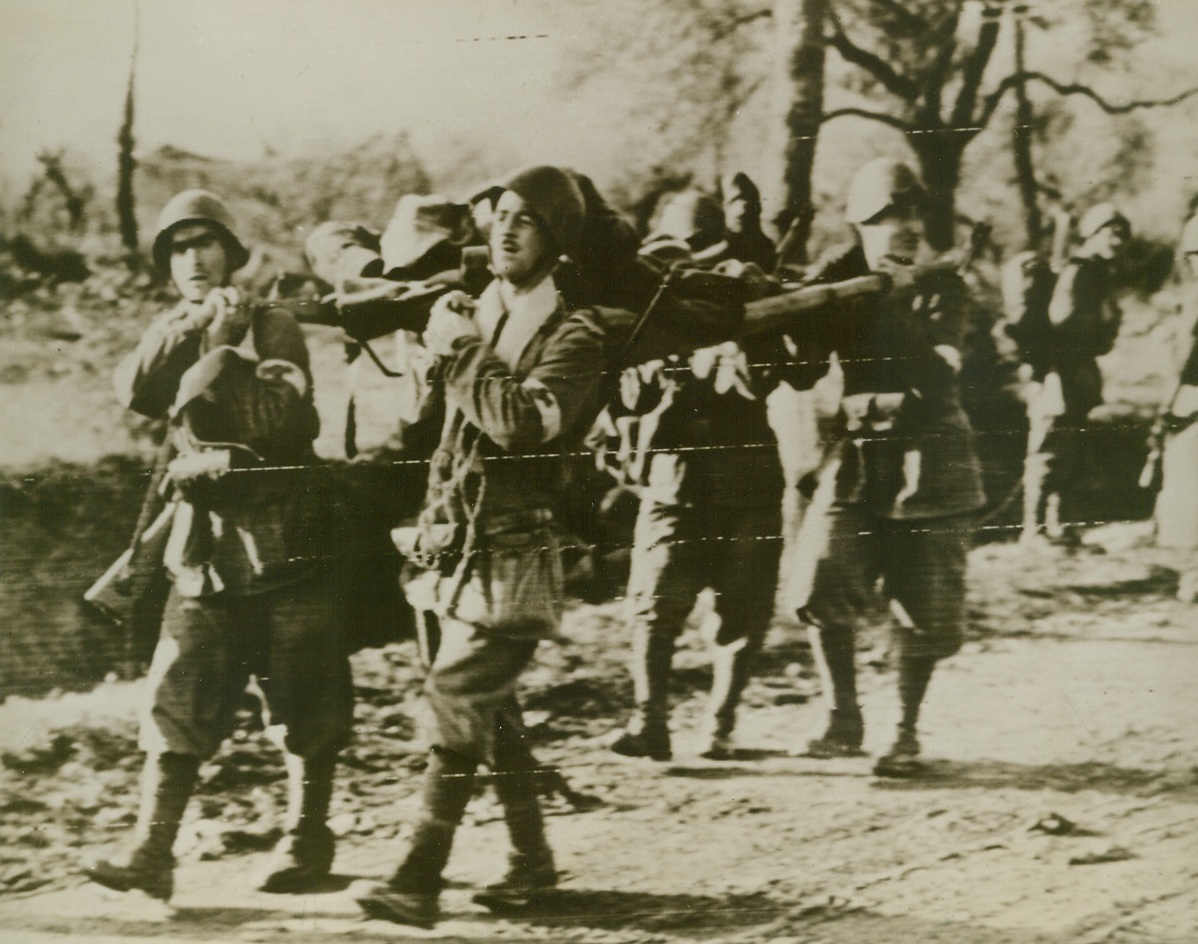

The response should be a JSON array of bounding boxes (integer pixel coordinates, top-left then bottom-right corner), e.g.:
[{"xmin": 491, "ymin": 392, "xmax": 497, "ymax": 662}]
[
  {"xmin": 548, "ymin": 306, "xmax": 610, "ymax": 357},
  {"xmin": 565, "ymin": 305, "xmax": 618, "ymax": 335}
]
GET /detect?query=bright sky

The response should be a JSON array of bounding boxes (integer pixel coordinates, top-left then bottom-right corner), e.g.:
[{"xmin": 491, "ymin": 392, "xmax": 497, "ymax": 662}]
[
  {"xmin": 2, "ymin": 0, "xmax": 1197, "ymax": 206},
  {"xmin": 0, "ymin": 0, "xmax": 611, "ymax": 185}
]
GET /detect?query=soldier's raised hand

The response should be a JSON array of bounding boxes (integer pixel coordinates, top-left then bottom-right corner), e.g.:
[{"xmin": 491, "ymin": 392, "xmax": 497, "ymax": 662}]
[
  {"xmin": 204, "ymin": 287, "xmax": 252, "ymax": 348},
  {"xmin": 875, "ymin": 255, "xmax": 919, "ymax": 292}
]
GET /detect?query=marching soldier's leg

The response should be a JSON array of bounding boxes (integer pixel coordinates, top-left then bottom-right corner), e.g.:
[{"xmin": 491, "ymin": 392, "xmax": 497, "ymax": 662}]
[
  {"xmin": 612, "ymin": 623, "xmax": 681, "ymax": 760},
  {"xmin": 803, "ymin": 621, "xmax": 864, "ymax": 756},
  {"xmin": 1044, "ymin": 415, "xmax": 1085, "ymax": 541},
  {"xmin": 86, "ymin": 752, "xmax": 200, "ymax": 901},
  {"xmin": 874, "ymin": 516, "xmax": 970, "ymax": 777},
  {"xmin": 1021, "ymin": 395, "xmax": 1053, "ymax": 543},
  {"xmin": 86, "ymin": 589, "xmax": 241, "ymax": 900},
  {"xmin": 474, "ymin": 703, "xmax": 557, "ymax": 909},
  {"xmin": 1021, "ymin": 451, "xmax": 1050, "ymax": 542},
  {"xmin": 612, "ymin": 499, "xmax": 704, "ymax": 761},
  {"xmin": 797, "ymin": 506, "xmax": 878, "ymax": 757},
  {"xmin": 359, "ymin": 620, "xmax": 536, "ymax": 927},
  {"xmin": 259, "ymin": 751, "xmax": 337, "ymax": 893},
  {"xmin": 700, "ymin": 502, "xmax": 782, "ymax": 759},
  {"xmin": 358, "ymin": 746, "xmax": 477, "ymax": 928},
  {"xmin": 255, "ymin": 578, "xmax": 352, "ymax": 893}
]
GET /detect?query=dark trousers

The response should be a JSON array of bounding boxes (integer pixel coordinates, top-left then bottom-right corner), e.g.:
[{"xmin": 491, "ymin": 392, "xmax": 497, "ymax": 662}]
[{"xmin": 142, "ymin": 576, "xmax": 353, "ymax": 760}]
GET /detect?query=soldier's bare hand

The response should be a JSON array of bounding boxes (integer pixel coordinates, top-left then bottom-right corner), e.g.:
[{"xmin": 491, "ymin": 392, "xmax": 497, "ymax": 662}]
[
  {"xmin": 205, "ymin": 287, "xmax": 252, "ymax": 348},
  {"xmin": 423, "ymin": 291, "xmax": 479, "ymax": 356},
  {"xmin": 876, "ymin": 256, "xmax": 919, "ymax": 292}
]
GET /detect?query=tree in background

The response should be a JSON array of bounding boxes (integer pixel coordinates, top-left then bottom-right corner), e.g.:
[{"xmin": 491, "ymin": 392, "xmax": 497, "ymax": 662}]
[
  {"xmin": 115, "ymin": 3, "xmax": 139, "ymax": 256},
  {"xmin": 564, "ymin": 0, "xmax": 832, "ymax": 259},
  {"xmin": 824, "ymin": 0, "xmax": 1197, "ymax": 250},
  {"xmin": 772, "ymin": 0, "xmax": 829, "ymax": 264},
  {"xmin": 561, "ymin": 0, "xmax": 778, "ymax": 208},
  {"xmin": 21, "ymin": 151, "xmax": 89, "ymax": 232},
  {"xmin": 565, "ymin": 0, "xmax": 1196, "ymax": 259}
]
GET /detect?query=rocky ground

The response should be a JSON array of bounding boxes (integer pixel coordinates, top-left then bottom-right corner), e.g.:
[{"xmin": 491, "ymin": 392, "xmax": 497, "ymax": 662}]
[{"xmin": 0, "ymin": 522, "xmax": 1195, "ymax": 944}]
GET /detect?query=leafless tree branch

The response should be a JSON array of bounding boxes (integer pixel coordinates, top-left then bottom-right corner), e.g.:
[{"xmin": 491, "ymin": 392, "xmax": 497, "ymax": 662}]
[
  {"xmin": 920, "ymin": 10, "xmax": 961, "ymax": 122},
  {"xmin": 705, "ymin": 7, "xmax": 773, "ymax": 42},
  {"xmin": 821, "ymin": 106, "xmax": 916, "ymax": 132},
  {"xmin": 867, "ymin": 0, "xmax": 929, "ymax": 35},
  {"xmin": 979, "ymin": 71, "xmax": 1198, "ymax": 127},
  {"xmin": 826, "ymin": 8, "xmax": 920, "ymax": 101},
  {"xmin": 949, "ymin": 10, "xmax": 1000, "ymax": 129}
]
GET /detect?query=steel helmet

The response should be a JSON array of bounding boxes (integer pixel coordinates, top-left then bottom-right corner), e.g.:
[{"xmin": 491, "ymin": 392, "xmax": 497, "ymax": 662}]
[
  {"xmin": 151, "ymin": 189, "xmax": 250, "ymax": 274},
  {"xmin": 1077, "ymin": 202, "xmax": 1130, "ymax": 241},
  {"xmin": 845, "ymin": 158, "xmax": 924, "ymax": 225},
  {"xmin": 500, "ymin": 166, "xmax": 586, "ymax": 258}
]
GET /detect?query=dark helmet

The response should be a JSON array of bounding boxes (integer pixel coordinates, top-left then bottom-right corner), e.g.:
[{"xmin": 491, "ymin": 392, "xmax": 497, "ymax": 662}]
[
  {"xmin": 651, "ymin": 190, "xmax": 725, "ymax": 246},
  {"xmin": 500, "ymin": 166, "xmax": 587, "ymax": 258},
  {"xmin": 720, "ymin": 172, "xmax": 763, "ymax": 212},
  {"xmin": 151, "ymin": 189, "xmax": 250, "ymax": 274},
  {"xmin": 845, "ymin": 158, "xmax": 924, "ymax": 225}
]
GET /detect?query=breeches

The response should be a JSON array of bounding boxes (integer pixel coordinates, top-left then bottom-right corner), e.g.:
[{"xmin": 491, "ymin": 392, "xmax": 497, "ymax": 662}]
[
  {"xmin": 419, "ymin": 612, "xmax": 539, "ymax": 768},
  {"xmin": 141, "ymin": 577, "xmax": 353, "ymax": 760},
  {"xmin": 1025, "ymin": 406, "xmax": 1090, "ymax": 498},
  {"xmin": 626, "ymin": 499, "xmax": 783, "ymax": 649},
  {"xmin": 801, "ymin": 505, "xmax": 972, "ymax": 660}
]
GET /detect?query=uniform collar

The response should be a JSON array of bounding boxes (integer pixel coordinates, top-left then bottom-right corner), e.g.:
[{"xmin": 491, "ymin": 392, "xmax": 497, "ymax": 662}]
[{"xmin": 476, "ymin": 274, "xmax": 561, "ymax": 370}]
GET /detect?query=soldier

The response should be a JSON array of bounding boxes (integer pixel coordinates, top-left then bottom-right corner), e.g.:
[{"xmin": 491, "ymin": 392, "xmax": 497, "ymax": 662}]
[
  {"xmin": 720, "ymin": 172, "xmax": 777, "ymax": 272},
  {"xmin": 355, "ymin": 166, "xmax": 608, "ymax": 928},
  {"xmin": 791, "ymin": 159, "xmax": 986, "ymax": 777},
  {"xmin": 85, "ymin": 191, "xmax": 352, "ymax": 899},
  {"xmin": 608, "ymin": 195, "xmax": 795, "ymax": 762},
  {"xmin": 1153, "ymin": 212, "xmax": 1198, "ymax": 600},
  {"xmin": 304, "ymin": 194, "xmax": 476, "ymax": 465},
  {"xmin": 1021, "ymin": 203, "xmax": 1129, "ymax": 542}
]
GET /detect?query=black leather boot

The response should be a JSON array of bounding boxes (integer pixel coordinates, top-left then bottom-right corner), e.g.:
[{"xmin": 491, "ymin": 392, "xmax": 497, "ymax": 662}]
[
  {"xmin": 85, "ymin": 752, "xmax": 199, "ymax": 901},
  {"xmin": 475, "ymin": 762, "xmax": 556, "ymax": 910},
  {"xmin": 611, "ymin": 627, "xmax": 673, "ymax": 760},
  {"xmin": 259, "ymin": 752, "xmax": 337, "ymax": 893},
  {"xmin": 802, "ymin": 622, "xmax": 865, "ymax": 758},
  {"xmin": 357, "ymin": 748, "xmax": 475, "ymax": 928}
]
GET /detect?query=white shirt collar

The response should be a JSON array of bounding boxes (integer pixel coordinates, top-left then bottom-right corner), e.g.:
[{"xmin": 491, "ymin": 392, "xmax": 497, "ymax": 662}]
[{"xmin": 475, "ymin": 274, "xmax": 560, "ymax": 370}]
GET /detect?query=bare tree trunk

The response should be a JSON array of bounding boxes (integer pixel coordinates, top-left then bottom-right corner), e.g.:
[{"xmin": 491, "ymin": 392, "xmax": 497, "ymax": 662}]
[
  {"xmin": 773, "ymin": 0, "xmax": 828, "ymax": 266},
  {"xmin": 116, "ymin": 6, "xmax": 139, "ymax": 256},
  {"xmin": 911, "ymin": 133, "xmax": 963, "ymax": 253},
  {"xmin": 36, "ymin": 151, "xmax": 86, "ymax": 229},
  {"xmin": 1012, "ymin": 15, "xmax": 1042, "ymax": 249}
]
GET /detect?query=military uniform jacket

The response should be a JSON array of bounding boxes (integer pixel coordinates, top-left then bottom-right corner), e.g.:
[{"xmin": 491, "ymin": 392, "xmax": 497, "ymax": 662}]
[
  {"xmin": 422, "ymin": 274, "xmax": 608, "ymax": 525},
  {"xmin": 799, "ymin": 244, "xmax": 986, "ymax": 520},
  {"xmin": 610, "ymin": 339, "xmax": 788, "ymax": 507},
  {"xmin": 115, "ymin": 303, "xmax": 328, "ymax": 596},
  {"xmin": 1046, "ymin": 255, "xmax": 1121, "ymax": 417}
]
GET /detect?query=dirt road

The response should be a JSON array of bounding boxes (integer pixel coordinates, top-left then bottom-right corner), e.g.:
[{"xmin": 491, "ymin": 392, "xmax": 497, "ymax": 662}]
[{"xmin": 1, "ymin": 529, "xmax": 1195, "ymax": 943}]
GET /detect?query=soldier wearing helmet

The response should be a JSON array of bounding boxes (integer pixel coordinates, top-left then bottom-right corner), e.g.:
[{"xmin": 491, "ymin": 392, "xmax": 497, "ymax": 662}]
[
  {"xmin": 606, "ymin": 184, "xmax": 794, "ymax": 765},
  {"xmin": 357, "ymin": 166, "xmax": 609, "ymax": 929},
  {"xmin": 1020, "ymin": 202, "xmax": 1130, "ymax": 543},
  {"xmin": 87, "ymin": 191, "xmax": 352, "ymax": 902},
  {"xmin": 1152, "ymin": 210, "xmax": 1198, "ymax": 601},
  {"xmin": 785, "ymin": 158, "xmax": 985, "ymax": 777}
]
